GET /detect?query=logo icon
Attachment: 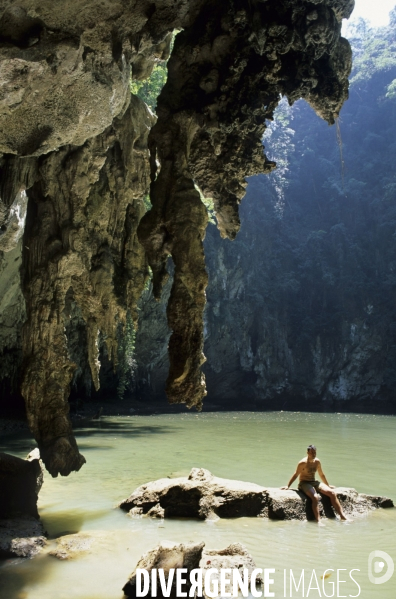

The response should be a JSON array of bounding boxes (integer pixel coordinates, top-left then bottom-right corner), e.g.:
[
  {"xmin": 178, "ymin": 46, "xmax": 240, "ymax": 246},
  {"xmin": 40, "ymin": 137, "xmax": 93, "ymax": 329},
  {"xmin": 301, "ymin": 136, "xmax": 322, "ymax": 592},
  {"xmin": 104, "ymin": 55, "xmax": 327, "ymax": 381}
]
[{"xmin": 368, "ymin": 551, "xmax": 394, "ymax": 585}]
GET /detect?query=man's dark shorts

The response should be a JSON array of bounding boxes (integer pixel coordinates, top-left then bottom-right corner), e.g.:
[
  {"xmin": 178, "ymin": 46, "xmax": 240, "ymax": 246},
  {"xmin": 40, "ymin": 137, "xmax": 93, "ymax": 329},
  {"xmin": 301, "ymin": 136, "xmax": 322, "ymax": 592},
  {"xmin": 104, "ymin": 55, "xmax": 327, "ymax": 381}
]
[{"xmin": 298, "ymin": 480, "xmax": 324, "ymax": 494}]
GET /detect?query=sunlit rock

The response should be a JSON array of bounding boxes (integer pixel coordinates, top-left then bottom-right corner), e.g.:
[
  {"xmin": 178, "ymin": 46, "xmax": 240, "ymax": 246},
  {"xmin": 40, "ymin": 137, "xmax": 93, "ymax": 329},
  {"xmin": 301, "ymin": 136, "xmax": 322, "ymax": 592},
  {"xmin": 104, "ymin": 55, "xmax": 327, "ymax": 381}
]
[{"xmin": 119, "ymin": 468, "xmax": 394, "ymax": 521}]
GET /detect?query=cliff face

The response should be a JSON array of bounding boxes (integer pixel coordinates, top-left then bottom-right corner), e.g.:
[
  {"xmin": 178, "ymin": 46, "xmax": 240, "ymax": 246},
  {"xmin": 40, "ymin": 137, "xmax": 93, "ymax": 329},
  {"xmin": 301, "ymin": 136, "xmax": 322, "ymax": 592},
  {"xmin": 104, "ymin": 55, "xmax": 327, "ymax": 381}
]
[
  {"xmin": 135, "ymin": 207, "xmax": 394, "ymax": 414},
  {"xmin": 204, "ymin": 220, "xmax": 389, "ymax": 412},
  {"xmin": 136, "ymin": 69, "xmax": 396, "ymax": 414},
  {"xmin": 0, "ymin": 0, "xmax": 353, "ymax": 475}
]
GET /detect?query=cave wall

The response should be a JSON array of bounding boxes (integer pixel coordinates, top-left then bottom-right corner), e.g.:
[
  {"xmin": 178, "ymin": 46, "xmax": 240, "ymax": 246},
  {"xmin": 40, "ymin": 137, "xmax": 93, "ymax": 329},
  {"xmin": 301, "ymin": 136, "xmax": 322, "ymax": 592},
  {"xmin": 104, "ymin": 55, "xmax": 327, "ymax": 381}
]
[
  {"xmin": 0, "ymin": 240, "xmax": 25, "ymax": 412},
  {"xmin": 0, "ymin": 0, "xmax": 354, "ymax": 475}
]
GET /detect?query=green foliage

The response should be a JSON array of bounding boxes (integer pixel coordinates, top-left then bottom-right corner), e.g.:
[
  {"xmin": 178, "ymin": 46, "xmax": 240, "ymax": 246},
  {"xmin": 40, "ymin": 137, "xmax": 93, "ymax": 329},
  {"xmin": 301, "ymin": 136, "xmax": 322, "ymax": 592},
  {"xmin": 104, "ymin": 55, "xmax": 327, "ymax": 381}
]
[
  {"xmin": 194, "ymin": 184, "xmax": 215, "ymax": 224},
  {"xmin": 130, "ymin": 31, "xmax": 179, "ymax": 112},
  {"xmin": 143, "ymin": 194, "xmax": 152, "ymax": 211},
  {"xmin": 386, "ymin": 79, "xmax": 396, "ymax": 99},
  {"xmin": 117, "ymin": 312, "xmax": 136, "ymax": 400},
  {"xmin": 348, "ymin": 17, "xmax": 396, "ymax": 87},
  {"xmin": 130, "ymin": 63, "xmax": 168, "ymax": 112},
  {"xmin": 143, "ymin": 266, "xmax": 153, "ymax": 293}
]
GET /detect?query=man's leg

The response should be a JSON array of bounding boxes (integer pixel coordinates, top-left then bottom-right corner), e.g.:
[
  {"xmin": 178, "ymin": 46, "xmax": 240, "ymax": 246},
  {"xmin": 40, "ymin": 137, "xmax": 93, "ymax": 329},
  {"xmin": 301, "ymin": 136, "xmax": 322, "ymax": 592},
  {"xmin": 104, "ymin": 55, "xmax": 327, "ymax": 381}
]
[
  {"xmin": 319, "ymin": 484, "xmax": 347, "ymax": 520},
  {"xmin": 300, "ymin": 484, "xmax": 321, "ymax": 522}
]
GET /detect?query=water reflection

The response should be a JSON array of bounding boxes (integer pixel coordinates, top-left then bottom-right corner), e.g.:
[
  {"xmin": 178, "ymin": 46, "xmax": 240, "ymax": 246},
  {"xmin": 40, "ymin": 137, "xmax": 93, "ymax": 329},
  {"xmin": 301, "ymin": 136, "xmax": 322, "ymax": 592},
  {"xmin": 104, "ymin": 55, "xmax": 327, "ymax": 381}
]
[{"xmin": 74, "ymin": 419, "xmax": 180, "ymax": 438}]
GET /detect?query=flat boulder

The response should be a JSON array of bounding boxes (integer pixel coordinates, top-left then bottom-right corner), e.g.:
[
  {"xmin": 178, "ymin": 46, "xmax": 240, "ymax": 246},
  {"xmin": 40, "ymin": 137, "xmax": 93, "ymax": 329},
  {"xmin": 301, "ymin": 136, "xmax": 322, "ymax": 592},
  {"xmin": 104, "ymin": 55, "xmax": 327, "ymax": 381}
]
[{"xmin": 119, "ymin": 468, "xmax": 394, "ymax": 521}]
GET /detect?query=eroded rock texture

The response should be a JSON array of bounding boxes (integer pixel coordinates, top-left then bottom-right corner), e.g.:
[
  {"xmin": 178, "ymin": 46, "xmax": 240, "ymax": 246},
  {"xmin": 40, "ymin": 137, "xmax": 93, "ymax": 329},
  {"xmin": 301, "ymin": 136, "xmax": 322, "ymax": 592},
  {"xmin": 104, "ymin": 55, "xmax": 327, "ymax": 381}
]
[
  {"xmin": 0, "ymin": 517, "xmax": 46, "ymax": 558},
  {"xmin": 123, "ymin": 540, "xmax": 261, "ymax": 599},
  {"xmin": 119, "ymin": 468, "xmax": 393, "ymax": 521},
  {"xmin": 20, "ymin": 98, "xmax": 153, "ymax": 476},
  {"xmin": 138, "ymin": 0, "xmax": 353, "ymax": 410},
  {"xmin": 0, "ymin": 0, "xmax": 353, "ymax": 474}
]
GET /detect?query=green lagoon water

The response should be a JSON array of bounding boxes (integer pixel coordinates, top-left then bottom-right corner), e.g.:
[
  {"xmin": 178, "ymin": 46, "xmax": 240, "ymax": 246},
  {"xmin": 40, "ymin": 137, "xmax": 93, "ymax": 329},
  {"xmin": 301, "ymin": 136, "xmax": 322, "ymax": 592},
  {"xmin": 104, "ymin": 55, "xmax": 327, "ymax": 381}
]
[{"xmin": 0, "ymin": 411, "xmax": 395, "ymax": 599}]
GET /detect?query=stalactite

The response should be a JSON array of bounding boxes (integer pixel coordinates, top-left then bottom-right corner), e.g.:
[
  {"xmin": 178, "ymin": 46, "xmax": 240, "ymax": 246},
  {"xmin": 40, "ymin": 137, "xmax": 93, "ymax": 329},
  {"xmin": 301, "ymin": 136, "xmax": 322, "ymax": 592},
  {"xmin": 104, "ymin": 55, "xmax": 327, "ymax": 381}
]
[{"xmin": 0, "ymin": 0, "xmax": 354, "ymax": 473}]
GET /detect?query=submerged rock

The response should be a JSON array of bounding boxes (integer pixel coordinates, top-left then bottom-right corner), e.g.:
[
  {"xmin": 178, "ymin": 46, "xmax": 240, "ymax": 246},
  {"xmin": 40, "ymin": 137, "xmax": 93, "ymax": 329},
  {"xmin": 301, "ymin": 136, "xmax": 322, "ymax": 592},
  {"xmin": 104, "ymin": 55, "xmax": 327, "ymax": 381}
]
[
  {"xmin": 0, "ymin": 517, "xmax": 46, "ymax": 558},
  {"xmin": 49, "ymin": 533, "xmax": 96, "ymax": 561},
  {"xmin": 48, "ymin": 531, "xmax": 113, "ymax": 560},
  {"xmin": 119, "ymin": 468, "xmax": 394, "ymax": 521},
  {"xmin": 122, "ymin": 540, "xmax": 260, "ymax": 599}
]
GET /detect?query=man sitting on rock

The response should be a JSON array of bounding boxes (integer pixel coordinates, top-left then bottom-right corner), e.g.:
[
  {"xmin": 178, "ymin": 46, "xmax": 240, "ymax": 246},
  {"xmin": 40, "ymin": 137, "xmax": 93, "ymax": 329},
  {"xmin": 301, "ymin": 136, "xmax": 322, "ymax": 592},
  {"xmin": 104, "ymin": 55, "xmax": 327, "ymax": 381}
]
[{"xmin": 281, "ymin": 444, "xmax": 348, "ymax": 523}]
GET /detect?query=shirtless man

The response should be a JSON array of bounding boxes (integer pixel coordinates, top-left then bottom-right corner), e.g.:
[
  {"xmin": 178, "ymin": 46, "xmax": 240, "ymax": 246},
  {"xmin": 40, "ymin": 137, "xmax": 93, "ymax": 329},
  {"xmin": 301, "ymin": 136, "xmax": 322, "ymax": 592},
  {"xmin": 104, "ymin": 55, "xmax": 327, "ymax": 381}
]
[{"xmin": 281, "ymin": 445, "xmax": 347, "ymax": 522}]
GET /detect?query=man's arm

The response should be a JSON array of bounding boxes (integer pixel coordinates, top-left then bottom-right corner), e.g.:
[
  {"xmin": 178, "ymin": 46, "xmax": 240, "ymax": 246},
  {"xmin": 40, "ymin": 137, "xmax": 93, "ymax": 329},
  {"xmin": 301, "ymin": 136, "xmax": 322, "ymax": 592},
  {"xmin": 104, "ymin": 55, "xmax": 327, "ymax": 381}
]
[
  {"xmin": 281, "ymin": 463, "xmax": 302, "ymax": 490},
  {"xmin": 317, "ymin": 460, "xmax": 334, "ymax": 488}
]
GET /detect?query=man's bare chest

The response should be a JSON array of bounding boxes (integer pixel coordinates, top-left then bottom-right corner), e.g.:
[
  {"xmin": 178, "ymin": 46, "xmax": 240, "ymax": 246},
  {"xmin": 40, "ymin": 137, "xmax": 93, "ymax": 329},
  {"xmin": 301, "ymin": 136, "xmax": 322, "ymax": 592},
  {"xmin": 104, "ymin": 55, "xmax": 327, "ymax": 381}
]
[{"xmin": 302, "ymin": 460, "xmax": 318, "ymax": 477}]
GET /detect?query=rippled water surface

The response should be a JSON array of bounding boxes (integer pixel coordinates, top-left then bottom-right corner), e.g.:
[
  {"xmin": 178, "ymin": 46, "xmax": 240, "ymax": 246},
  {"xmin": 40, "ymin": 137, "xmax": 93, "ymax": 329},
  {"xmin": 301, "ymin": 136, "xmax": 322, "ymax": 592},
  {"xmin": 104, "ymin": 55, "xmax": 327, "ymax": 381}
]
[{"xmin": 0, "ymin": 411, "xmax": 395, "ymax": 599}]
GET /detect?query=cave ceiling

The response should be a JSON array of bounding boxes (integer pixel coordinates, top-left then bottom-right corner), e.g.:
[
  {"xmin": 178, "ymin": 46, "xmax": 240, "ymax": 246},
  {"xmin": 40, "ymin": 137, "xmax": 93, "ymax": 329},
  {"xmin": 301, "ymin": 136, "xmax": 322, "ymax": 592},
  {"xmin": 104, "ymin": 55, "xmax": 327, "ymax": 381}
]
[{"xmin": 0, "ymin": 0, "xmax": 354, "ymax": 476}]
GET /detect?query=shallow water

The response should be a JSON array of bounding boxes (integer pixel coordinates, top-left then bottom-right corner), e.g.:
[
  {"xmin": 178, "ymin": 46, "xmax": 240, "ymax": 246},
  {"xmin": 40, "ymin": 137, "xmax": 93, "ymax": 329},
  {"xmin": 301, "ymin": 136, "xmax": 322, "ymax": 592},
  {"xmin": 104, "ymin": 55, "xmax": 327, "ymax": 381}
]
[{"xmin": 0, "ymin": 411, "xmax": 395, "ymax": 599}]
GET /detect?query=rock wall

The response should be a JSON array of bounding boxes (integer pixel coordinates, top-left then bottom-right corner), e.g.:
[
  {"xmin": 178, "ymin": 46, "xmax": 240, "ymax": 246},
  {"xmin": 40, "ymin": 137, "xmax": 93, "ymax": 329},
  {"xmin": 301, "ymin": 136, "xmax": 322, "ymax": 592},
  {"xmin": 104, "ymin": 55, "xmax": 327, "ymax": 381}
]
[
  {"xmin": 0, "ymin": 0, "xmax": 354, "ymax": 474},
  {"xmin": 0, "ymin": 241, "xmax": 25, "ymax": 409},
  {"xmin": 136, "ymin": 188, "xmax": 396, "ymax": 414}
]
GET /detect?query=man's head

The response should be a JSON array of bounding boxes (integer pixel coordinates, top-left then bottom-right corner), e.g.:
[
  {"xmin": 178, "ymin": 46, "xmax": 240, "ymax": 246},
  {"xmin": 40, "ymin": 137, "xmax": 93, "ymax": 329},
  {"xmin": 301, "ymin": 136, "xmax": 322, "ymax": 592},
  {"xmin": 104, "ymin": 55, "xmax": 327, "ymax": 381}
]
[{"xmin": 307, "ymin": 444, "xmax": 317, "ymax": 458}]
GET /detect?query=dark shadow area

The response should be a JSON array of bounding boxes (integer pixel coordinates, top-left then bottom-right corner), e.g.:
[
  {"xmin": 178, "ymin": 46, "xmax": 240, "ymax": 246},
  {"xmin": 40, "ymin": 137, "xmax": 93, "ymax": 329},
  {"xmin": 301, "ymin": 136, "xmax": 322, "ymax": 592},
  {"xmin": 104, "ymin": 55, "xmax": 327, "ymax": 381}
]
[
  {"xmin": 160, "ymin": 487, "xmax": 203, "ymax": 518},
  {"xmin": 213, "ymin": 492, "xmax": 266, "ymax": 518},
  {"xmin": 0, "ymin": 376, "xmax": 26, "ymax": 419},
  {"xmin": 73, "ymin": 420, "xmax": 180, "ymax": 440},
  {"xmin": 0, "ymin": 431, "xmax": 36, "ymax": 455},
  {"xmin": 0, "ymin": 552, "xmax": 55, "ymax": 599},
  {"xmin": 297, "ymin": 490, "xmax": 336, "ymax": 521},
  {"xmin": 40, "ymin": 507, "xmax": 111, "ymax": 539},
  {"xmin": 319, "ymin": 494, "xmax": 338, "ymax": 519}
]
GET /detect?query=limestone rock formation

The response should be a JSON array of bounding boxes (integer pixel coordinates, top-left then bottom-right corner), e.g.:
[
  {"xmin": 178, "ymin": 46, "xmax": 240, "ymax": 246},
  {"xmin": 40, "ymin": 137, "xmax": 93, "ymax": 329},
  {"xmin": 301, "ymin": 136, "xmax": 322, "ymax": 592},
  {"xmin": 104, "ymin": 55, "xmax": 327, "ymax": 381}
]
[
  {"xmin": 0, "ymin": 450, "xmax": 43, "ymax": 518},
  {"xmin": 0, "ymin": 0, "xmax": 354, "ymax": 474},
  {"xmin": 0, "ymin": 449, "xmax": 46, "ymax": 559},
  {"xmin": 119, "ymin": 467, "xmax": 393, "ymax": 521},
  {"xmin": 20, "ymin": 97, "xmax": 153, "ymax": 477},
  {"xmin": 200, "ymin": 543, "xmax": 263, "ymax": 599},
  {"xmin": 0, "ymin": 516, "xmax": 46, "ymax": 558},
  {"xmin": 137, "ymin": 0, "xmax": 353, "ymax": 410},
  {"xmin": 122, "ymin": 540, "xmax": 260, "ymax": 599},
  {"xmin": 123, "ymin": 540, "xmax": 205, "ymax": 598},
  {"xmin": 0, "ymin": 241, "xmax": 25, "ymax": 403}
]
